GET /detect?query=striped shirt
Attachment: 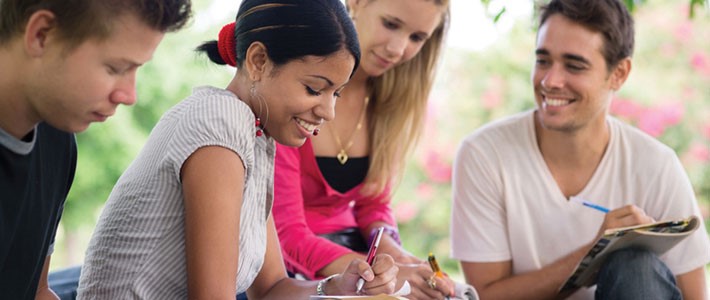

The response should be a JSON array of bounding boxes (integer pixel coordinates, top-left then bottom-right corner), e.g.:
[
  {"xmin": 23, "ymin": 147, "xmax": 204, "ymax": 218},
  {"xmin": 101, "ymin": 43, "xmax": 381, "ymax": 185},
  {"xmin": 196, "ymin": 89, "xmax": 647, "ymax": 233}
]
[{"xmin": 77, "ymin": 86, "xmax": 274, "ymax": 299}]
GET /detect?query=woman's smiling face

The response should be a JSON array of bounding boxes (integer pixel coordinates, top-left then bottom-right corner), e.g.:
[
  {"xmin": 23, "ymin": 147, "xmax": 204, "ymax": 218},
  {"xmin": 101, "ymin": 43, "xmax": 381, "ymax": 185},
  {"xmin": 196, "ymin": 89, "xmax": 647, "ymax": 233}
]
[{"xmin": 256, "ymin": 48, "xmax": 355, "ymax": 147}]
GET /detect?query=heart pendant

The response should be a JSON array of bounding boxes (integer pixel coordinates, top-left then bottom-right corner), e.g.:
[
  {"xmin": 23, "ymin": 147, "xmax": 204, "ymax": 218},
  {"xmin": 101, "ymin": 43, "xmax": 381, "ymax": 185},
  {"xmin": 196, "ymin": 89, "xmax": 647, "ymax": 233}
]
[{"xmin": 336, "ymin": 150, "xmax": 348, "ymax": 165}]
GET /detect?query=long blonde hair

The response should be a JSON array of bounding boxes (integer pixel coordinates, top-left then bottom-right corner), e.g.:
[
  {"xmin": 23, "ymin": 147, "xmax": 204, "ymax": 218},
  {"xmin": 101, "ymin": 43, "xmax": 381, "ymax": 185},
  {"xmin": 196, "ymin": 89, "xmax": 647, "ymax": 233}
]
[{"xmin": 363, "ymin": 0, "xmax": 450, "ymax": 195}]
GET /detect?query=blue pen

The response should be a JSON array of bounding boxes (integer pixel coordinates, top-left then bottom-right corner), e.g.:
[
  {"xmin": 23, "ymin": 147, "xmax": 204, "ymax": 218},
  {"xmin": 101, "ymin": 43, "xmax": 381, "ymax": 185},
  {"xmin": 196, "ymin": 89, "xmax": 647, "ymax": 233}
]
[{"xmin": 570, "ymin": 196, "xmax": 610, "ymax": 213}]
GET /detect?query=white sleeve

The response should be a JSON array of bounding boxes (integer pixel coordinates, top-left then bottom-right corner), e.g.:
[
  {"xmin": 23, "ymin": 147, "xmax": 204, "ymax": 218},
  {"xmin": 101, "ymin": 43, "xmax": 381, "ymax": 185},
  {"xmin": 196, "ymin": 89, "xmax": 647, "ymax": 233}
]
[
  {"xmin": 450, "ymin": 136, "xmax": 511, "ymax": 262},
  {"xmin": 166, "ymin": 97, "xmax": 253, "ymax": 182},
  {"xmin": 649, "ymin": 153, "xmax": 710, "ymax": 274}
]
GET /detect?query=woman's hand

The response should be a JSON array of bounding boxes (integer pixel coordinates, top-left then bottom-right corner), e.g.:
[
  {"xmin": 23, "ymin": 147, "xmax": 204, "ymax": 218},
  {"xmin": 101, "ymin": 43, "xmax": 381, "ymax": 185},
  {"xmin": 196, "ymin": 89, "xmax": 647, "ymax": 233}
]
[
  {"xmin": 396, "ymin": 262, "xmax": 454, "ymax": 300},
  {"xmin": 327, "ymin": 254, "xmax": 398, "ymax": 296}
]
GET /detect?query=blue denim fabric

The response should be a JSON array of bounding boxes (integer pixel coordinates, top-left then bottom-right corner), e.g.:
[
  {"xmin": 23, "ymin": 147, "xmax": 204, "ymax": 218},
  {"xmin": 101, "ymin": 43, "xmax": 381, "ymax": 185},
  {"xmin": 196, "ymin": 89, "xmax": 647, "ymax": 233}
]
[
  {"xmin": 236, "ymin": 292, "xmax": 249, "ymax": 300},
  {"xmin": 595, "ymin": 248, "xmax": 682, "ymax": 300},
  {"xmin": 48, "ymin": 265, "xmax": 81, "ymax": 300}
]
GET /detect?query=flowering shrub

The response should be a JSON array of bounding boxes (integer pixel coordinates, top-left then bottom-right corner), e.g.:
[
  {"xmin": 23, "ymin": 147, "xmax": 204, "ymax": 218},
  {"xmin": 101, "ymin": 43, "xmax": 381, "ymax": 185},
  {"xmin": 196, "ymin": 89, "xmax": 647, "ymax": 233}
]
[{"xmin": 393, "ymin": 1, "xmax": 710, "ymax": 276}]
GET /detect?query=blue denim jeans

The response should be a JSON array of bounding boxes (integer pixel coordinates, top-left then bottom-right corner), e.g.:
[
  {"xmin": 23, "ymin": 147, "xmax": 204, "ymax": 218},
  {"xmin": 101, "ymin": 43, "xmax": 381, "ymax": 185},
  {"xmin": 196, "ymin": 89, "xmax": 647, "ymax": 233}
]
[
  {"xmin": 48, "ymin": 265, "xmax": 82, "ymax": 300},
  {"xmin": 595, "ymin": 248, "xmax": 682, "ymax": 300}
]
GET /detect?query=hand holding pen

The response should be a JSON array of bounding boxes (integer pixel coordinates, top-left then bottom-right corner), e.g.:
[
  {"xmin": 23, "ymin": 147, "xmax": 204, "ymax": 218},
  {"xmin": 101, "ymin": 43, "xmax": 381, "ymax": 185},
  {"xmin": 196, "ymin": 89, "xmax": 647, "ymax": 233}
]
[
  {"xmin": 571, "ymin": 196, "xmax": 654, "ymax": 238},
  {"xmin": 357, "ymin": 227, "xmax": 384, "ymax": 293},
  {"xmin": 325, "ymin": 252, "xmax": 397, "ymax": 296},
  {"xmin": 427, "ymin": 253, "xmax": 455, "ymax": 298}
]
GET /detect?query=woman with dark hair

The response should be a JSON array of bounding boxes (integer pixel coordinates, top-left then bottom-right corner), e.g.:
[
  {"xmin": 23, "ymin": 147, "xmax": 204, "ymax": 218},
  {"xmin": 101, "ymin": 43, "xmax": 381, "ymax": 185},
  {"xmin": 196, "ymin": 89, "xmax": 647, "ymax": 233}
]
[
  {"xmin": 77, "ymin": 0, "xmax": 397, "ymax": 299},
  {"xmin": 272, "ymin": 0, "xmax": 455, "ymax": 299}
]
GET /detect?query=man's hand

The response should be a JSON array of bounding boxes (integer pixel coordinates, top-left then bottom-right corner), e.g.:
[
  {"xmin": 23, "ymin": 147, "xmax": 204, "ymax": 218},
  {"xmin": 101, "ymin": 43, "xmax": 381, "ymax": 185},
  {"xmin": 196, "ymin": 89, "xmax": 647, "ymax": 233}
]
[{"xmin": 596, "ymin": 204, "xmax": 655, "ymax": 238}]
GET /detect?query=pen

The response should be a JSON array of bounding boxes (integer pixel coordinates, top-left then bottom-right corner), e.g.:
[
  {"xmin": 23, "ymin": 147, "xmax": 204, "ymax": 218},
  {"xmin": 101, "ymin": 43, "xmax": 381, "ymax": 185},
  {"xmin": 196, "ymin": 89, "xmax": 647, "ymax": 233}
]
[
  {"xmin": 427, "ymin": 252, "xmax": 444, "ymax": 278},
  {"xmin": 570, "ymin": 196, "xmax": 610, "ymax": 213},
  {"xmin": 356, "ymin": 227, "xmax": 384, "ymax": 294}
]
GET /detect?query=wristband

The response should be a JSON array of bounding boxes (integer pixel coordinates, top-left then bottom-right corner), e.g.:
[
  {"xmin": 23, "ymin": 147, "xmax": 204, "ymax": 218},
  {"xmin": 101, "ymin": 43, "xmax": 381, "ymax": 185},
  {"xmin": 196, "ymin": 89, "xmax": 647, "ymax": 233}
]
[
  {"xmin": 316, "ymin": 274, "xmax": 338, "ymax": 295},
  {"xmin": 369, "ymin": 225, "xmax": 401, "ymax": 246}
]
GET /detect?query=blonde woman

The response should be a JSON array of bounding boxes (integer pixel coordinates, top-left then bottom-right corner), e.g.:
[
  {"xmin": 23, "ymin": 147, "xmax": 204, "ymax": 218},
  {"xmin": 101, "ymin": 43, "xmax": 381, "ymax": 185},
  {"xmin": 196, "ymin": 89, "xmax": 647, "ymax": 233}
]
[{"xmin": 272, "ymin": 0, "xmax": 452, "ymax": 299}]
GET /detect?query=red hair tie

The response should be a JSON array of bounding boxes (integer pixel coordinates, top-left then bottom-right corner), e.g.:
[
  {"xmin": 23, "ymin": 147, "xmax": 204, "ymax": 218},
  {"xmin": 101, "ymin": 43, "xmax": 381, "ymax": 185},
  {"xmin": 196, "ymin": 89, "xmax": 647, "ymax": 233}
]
[{"xmin": 218, "ymin": 22, "xmax": 237, "ymax": 67}]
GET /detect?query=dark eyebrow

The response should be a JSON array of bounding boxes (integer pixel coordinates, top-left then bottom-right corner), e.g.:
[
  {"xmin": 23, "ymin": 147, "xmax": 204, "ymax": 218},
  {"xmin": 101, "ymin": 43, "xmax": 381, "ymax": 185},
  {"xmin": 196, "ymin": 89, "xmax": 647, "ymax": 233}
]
[
  {"xmin": 563, "ymin": 54, "xmax": 591, "ymax": 65},
  {"xmin": 535, "ymin": 49, "xmax": 591, "ymax": 65},
  {"xmin": 307, "ymin": 75, "xmax": 334, "ymax": 87}
]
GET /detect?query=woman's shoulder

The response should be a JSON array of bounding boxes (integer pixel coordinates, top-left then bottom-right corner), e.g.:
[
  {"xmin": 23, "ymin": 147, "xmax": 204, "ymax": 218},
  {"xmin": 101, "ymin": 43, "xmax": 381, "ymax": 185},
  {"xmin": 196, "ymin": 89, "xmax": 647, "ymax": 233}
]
[{"xmin": 183, "ymin": 86, "xmax": 252, "ymax": 119}]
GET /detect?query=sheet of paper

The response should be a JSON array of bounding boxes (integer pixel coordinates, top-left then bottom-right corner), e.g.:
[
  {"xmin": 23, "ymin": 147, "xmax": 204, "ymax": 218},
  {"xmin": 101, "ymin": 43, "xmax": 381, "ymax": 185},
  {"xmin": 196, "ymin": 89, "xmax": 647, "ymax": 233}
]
[{"xmin": 309, "ymin": 281, "xmax": 410, "ymax": 300}]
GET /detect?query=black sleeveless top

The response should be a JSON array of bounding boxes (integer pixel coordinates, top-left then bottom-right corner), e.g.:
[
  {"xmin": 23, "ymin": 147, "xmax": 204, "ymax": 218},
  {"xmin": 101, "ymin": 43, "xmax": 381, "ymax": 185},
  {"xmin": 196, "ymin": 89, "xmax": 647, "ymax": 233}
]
[{"xmin": 316, "ymin": 156, "xmax": 369, "ymax": 193}]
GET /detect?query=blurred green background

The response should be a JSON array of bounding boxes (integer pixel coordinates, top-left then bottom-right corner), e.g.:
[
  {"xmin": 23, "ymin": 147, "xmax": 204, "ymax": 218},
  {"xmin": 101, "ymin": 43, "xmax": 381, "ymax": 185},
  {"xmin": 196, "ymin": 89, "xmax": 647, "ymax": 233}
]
[{"xmin": 51, "ymin": 0, "xmax": 710, "ymax": 284}]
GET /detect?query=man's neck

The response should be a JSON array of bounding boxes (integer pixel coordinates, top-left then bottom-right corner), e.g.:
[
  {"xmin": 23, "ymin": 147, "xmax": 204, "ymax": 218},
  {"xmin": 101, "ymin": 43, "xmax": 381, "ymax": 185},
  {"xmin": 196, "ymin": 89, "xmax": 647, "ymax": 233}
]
[
  {"xmin": 534, "ymin": 112, "xmax": 611, "ymax": 197},
  {"xmin": 535, "ymin": 114, "xmax": 610, "ymax": 166}
]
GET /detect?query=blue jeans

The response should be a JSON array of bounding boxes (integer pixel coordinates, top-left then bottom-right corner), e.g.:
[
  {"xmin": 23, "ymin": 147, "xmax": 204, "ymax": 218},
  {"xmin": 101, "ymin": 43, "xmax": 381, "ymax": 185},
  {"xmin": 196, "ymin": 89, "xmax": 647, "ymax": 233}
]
[
  {"xmin": 595, "ymin": 248, "xmax": 682, "ymax": 300},
  {"xmin": 48, "ymin": 265, "xmax": 82, "ymax": 300}
]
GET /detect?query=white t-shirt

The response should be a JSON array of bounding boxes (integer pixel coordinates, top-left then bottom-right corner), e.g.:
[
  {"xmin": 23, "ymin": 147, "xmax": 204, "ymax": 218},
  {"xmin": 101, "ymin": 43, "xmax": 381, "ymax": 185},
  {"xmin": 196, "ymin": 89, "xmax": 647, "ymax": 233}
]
[{"xmin": 450, "ymin": 110, "xmax": 710, "ymax": 299}]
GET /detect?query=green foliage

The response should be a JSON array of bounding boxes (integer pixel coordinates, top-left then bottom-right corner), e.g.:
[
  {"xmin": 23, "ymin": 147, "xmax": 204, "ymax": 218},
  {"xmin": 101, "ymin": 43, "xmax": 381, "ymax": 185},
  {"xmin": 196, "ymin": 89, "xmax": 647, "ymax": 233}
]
[
  {"xmin": 622, "ymin": 0, "xmax": 647, "ymax": 13},
  {"xmin": 690, "ymin": 0, "xmax": 710, "ymax": 18},
  {"xmin": 484, "ymin": 0, "xmax": 707, "ymax": 23}
]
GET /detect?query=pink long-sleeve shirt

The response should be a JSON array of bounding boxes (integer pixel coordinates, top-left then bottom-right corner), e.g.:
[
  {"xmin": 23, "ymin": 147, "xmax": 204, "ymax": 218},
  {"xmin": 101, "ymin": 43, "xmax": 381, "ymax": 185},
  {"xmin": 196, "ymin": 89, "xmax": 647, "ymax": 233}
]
[{"xmin": 273, "ymin": 139, "xmax": 396, "ymax": 279}]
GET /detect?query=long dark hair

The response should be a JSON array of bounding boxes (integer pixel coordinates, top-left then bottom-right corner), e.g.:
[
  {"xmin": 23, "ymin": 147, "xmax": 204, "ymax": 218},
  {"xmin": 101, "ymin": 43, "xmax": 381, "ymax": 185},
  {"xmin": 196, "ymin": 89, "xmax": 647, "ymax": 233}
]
[{"xmin": 197, "ymin": 0, "xmax": 360, "ymax": 76}]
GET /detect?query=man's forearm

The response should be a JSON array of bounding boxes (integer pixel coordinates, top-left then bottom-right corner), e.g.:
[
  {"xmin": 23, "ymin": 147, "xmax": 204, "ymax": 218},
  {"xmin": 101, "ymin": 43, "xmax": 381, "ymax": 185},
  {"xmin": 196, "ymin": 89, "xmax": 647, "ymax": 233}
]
[{"xmin": 475, "ymin": 244, "xmax": 592, "ymax": 300}]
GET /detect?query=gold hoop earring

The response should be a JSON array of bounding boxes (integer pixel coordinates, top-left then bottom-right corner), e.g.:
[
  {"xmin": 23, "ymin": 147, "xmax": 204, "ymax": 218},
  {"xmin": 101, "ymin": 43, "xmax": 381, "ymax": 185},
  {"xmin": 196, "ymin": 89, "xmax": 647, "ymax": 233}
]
[{"xmin": 250, "ymin": 82, "xmax": 269, "ymax": 136}]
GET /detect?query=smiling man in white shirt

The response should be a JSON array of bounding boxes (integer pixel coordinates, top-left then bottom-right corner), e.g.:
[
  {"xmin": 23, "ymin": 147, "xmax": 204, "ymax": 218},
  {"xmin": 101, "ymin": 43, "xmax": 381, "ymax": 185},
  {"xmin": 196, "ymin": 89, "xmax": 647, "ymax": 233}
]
[{"xmin": 450, "ymin": 0, "xmax": 710, "ymax": 299}]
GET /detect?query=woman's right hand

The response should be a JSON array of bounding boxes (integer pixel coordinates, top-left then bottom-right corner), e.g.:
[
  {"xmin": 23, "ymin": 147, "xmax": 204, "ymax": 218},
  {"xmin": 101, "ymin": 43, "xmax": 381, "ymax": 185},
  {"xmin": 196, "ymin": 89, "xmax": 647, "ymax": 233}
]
[
  {"xmin": 327, "ymin": 254, "xmax": 398, "ymax": 296},
  {"xmin": 396, "ymin": 262, "xmax": 454, "ymax": 300}
]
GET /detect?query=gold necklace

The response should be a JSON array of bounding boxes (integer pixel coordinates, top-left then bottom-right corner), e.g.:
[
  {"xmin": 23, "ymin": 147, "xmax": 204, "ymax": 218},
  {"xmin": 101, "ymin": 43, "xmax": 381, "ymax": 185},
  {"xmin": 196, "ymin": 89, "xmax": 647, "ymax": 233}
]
[{"xmin": 329, "ymin": 96, "xmax": 369, "ymax": 165}]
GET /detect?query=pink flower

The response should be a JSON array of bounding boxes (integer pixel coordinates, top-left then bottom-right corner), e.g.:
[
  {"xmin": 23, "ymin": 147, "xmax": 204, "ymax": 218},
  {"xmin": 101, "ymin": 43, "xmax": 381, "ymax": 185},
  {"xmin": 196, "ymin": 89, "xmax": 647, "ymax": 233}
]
[
  {"xmin": 636, "ymin": 103, "xmax": 684, "ymax": 137},
  {"xmin": 481, "ymin": 76, "xmax": 505, "ymax": 110},
  {"xmin": 415, "ymin": 183, "xmax": 434, "ymax": 201},
  {"xmin": 688, "ymin": 143, "xmax": 710, "ymax": 162},
  {"xmin": 481, "ymin": 90, "xmax": 503, "ymax": 110},
  {"xmin": 703, "ymin": 124, "xmax": 710, "ymax": 140},
  {"xmin": 610, "ymin": 98, "xmax": 642, "ymax": 119},
  {"xmin": 423, "ymin": 151, "xmax": 452, "ymax": 183},
  {"xmin": 393, "ymin": 201, "xmax": 419, "ymax": 223},
  {"xmin": 673, "ymin": 22, "xmax": 693, "ymax": 44},
  {"xmin": 690, "ymin": 52, "xmax": 710, "ymax": 77},
  {"xmin": 637, "ymin": 109, "xmax": 667, "ymax": 137},
  {"xmin": 656, "ymin": 102, "xmax": 684, "ymax": 126}
]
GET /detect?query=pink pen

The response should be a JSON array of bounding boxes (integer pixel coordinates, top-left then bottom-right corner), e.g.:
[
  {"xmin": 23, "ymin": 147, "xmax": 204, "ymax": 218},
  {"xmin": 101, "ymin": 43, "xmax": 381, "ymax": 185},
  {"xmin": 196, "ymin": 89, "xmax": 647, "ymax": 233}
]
[{"xmin": 356, "ymin": 227, "xmax": 384, "ymax": 294}]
